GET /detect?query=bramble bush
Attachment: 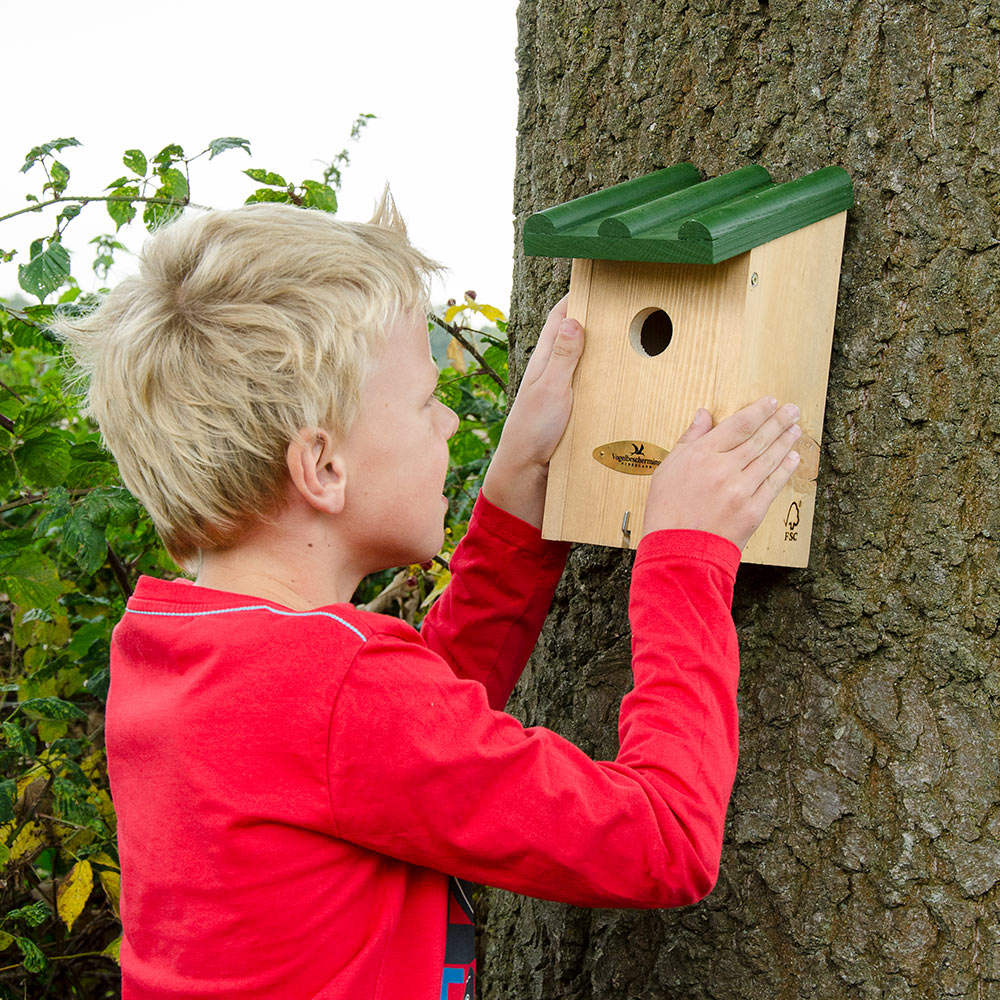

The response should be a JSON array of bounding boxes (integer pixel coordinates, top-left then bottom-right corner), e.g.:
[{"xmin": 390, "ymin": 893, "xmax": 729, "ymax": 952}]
[{"xmin": 0, "ymin": 124, "xmax": 509, "ymax": 997}]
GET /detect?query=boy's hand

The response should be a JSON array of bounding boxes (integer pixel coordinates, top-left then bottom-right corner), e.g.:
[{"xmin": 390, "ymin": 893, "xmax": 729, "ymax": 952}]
[
  {"xmin": 482, "ymin": 295, "xmax": 584, "ymax": 529},
  {"xmin": 641, "ymin": 397, "xmax": 803, "ymax": 550}
]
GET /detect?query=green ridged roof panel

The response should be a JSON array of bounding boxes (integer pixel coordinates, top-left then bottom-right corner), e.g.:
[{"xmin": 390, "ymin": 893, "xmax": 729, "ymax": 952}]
[{"xmin": 523, "ymin": 164, "xmax": 853, "ymax": 265}]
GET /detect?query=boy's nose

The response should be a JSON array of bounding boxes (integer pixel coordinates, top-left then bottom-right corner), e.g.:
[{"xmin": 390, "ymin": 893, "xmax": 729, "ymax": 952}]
[{"xmin": 444, "ymin": 404, "xmax": 460, "ymax": 439}]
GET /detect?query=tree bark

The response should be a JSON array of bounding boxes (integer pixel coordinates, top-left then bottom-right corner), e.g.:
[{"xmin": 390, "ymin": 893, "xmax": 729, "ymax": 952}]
[{"xmin": 483, "ymin": 2, "xmax": 1000, "ymax": 997}]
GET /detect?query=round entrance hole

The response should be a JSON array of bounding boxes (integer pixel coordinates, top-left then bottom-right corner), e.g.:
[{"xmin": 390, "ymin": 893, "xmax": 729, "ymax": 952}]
[{"xmin": 629, "ymin": 307, "xmax": 673, "ymax": 358}]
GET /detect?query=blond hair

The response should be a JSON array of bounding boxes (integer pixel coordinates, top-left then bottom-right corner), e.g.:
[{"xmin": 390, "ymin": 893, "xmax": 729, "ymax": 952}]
[{"xmin": 55, "ymin": 197, "xmax": 439, "ymax": 570}]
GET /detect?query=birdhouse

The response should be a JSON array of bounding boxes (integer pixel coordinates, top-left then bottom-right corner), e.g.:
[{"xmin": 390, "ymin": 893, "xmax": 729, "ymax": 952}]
[{"xmin": 523, "ymin": 163, "xmax": 852, "ymax": 567}]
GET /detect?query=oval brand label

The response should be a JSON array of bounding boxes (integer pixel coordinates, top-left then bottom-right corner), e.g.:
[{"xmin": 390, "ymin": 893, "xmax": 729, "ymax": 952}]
[{"xmin": 593, "ymin": 440, "xmax": 668, "ymax": 476}]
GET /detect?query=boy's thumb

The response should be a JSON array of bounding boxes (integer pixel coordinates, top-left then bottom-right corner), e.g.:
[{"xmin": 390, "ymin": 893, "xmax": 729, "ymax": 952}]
[
  {"xmin": 676, "ymin": 407, "xmax": 713, "ymax": 444},
  {"xmin": 550, "ymin": 318, "xmax": 584, "ymax": 365},
  {"xmin": 545, "ymin": 318, "xmax": 583, "ymax": 385}
]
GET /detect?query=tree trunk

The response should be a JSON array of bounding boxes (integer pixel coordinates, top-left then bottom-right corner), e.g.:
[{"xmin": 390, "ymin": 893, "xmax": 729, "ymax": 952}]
[{"xmin": 483, "ymin": 2, "xmax": 1000, "ymax": 997}]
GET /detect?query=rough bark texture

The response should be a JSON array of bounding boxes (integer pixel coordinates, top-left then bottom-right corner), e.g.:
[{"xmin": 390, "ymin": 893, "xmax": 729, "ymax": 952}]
[{"xmin": 482, "ymin": 2, "xmax": 1000, "ymax": 997}]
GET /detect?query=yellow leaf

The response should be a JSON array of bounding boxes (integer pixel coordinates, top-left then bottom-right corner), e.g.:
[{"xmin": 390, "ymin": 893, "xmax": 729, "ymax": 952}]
[
  {"xmin": 38, "ymin": 719, "xmax": 69, "ymax": 743},
  {"xmin": 446, "ymin": 337, "xmax": 467, "ymax": 374},
  {"xmin": 9, "ymin": 821, "xmax": 44, "ymax": 861},
  {"xmin": 57, "ymin": 859, "xmax": 94, "ymax": 933},
  {"xmin": 80, "ymin": 751, "xmax": 104, "ymax": 779},
  {"xmin": 443, "ymin": 303, "xmax": 465, "ymax": 324},
  {"xmin": 63, "ymin": 827, "xmax": 96, "ymax": 853},
  {"xmin": 101, "ymin": 935, "xmax": 121, "ymax": 966},
  {"xmin": 95, "ymin": 789, "xmax": 117, "ymax": 833},
  {"xmin": 421, "ymin": 568, "xmax": 452, "ymax": 609},
  {"xmin": 90, "ymin": 851, "xmax": 120, "ymax": 871},
  {"xmin": 477, "ymin": 303, "xmax": 505, "ymax": 323},
  {"xmin": 99, "ymin": 869, "xmax": 121, "ymax": 917},
  {"xmin": 0, "ymin": 930, "xmax": 14, "ymax": 950}
]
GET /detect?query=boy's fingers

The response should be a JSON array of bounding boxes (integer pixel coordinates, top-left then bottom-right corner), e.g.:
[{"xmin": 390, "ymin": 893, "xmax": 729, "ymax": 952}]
[
  {"xmin": 708, "ymin": 396, "xmax": 780, "ymax": 452},
  {"xmin": 743, "ymin": 423, "xmax": 802, "ymax": 487},
  {"xmin": 733, "ymin": 403, "xmax": 801, "ymax": 469},
  {"xmin": 753, "ymin": 446, "xmax": 802, "ymax": 508}
]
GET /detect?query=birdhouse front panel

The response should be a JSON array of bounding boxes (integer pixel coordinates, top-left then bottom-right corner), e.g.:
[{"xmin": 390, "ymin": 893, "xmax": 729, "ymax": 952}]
[
  {"xmin": 525, "ymin": 164, "xmax": 852, "ymax": 568},
  {"xmin": 543, "ymin": 253, "xmax": 751, "ymax": 550}
]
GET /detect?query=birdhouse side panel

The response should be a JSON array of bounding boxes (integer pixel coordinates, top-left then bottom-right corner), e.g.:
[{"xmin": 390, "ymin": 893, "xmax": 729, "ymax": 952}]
[{"xmin": 729, "ymin": 211, "xmax": 848, "ymax": 567}]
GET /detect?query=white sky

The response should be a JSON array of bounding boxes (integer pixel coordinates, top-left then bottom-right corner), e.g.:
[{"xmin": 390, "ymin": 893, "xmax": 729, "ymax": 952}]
[{"xmin": 0, "ymin": 1, "xmax": 519, "ymax": 313}]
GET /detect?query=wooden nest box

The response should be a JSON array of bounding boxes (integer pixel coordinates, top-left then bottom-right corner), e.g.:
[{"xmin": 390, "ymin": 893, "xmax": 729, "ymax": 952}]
[{"xmin": 523, "ymin": 163, "xmax": 852, "ymax": 567}]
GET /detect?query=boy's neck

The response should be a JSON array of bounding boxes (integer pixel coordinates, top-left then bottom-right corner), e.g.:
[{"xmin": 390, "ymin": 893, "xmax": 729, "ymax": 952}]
[{"xmin": 195, "ymin": 503, "xmax": 361, "ymax": 610}]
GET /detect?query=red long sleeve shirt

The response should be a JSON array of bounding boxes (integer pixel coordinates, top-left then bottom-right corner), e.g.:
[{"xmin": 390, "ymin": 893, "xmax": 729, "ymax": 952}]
[{"xmin": 107, "ymin": 495, "xmax": 741, "ymax": 999}]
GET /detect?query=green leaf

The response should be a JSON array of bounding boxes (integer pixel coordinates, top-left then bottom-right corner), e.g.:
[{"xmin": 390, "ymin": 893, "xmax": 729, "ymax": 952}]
[
  {"xmin": 20, "ymin": 137, "xmax": 80, "ymax": 174},
  {"xmin": 0, "ymin": 779, "xmax": 15, "ymax": 823},
  {"xmin": 107, "ymin": 186, "xmax": 139, "ymax": 230},
  {"xmin": 82, "ymin": 486, "xmax": 140, "ymax": 526},
  {"xmin": 61, "ymin": 508, "xmax": 108, "ymax": 575},
  {"xmin": 2, "ymin": 722, "xmax": 37, "ymax": 759},
  {"xmin": 17, "ymin": 243, "xmax": 70, "ymax": 301},
  {"xmin": 143, "ymin": 169, "xmax": 188, "ymax": 228},
  {"xmin": 101, "ymin": 935, "xmax": 121, "ymax": 965},
  {"xmin": 7, "ymin": 902, "xmax": 51, "ymax": 928},
  {"xmin": 66, "ymin": 620, "xmax": 108, "ymax": 659},
  {"xmin": 9, "ymin": 320, "xmax": 60, "ymax": 354},
  {"xmin": 122, "ymin": 149, "xmax": 147, "ymax": 175},
  {"xmin": 15, "ymin": 935, "xmax": 46, "ymax": 972},
  {"xmin": 65, "ymin": 442, "xmax": 119, "ymax": 489},
  {"xmin": 157, "ymin": 168, "xmax": 188, "ymax": 200},
  {"xmin": 84, "ymin": 666, "xmax": 110, "ymax": 703},
  {"xmin": 244, "ymin": 188, "xmax": 293, "ymax": 205},
  {"xmin": 301, "ymin": 180, "xmax": 338, "ymax": 213},
  {"xmin": 243, "ymin": 168, "xmax": 287, "ymax": 187},
  {"xmin": 53, "ymin": 778, "xmax": 99, "ymax": 827},
  {"xmin": 2, "ymin": 551, "xmax": 67, "ymax": 611},
  {"xmin": 57, "ymin": 204, "xmax": 82, "ymax": 225},
  {"xmin": 16, "ymin": 431, "xmax": 72, "ymax": 488},
  {"xmin": 152, "ymin": 143, "xmax": 184, "ymax": 166},
  {"xmin": 0, "ymin": 528, "xmax": 35, "ymax": 561},
  {"xmin": 33, "ymin": 486, "xmax": 72, "ymax": 538},
  {"xmin": 0, "ymin": 454, "xmax": 17, "ymax": 496},
  {"xmin": 18, "ymin": 698, "xmax": 88, "ymax": 722},
  {"xmin": 46, "ymin": 161, "xmax": 70, "ymax": 196},
  {"xmin": 208, "ymin": 137, "xmax": 250, "ymax": 159}
]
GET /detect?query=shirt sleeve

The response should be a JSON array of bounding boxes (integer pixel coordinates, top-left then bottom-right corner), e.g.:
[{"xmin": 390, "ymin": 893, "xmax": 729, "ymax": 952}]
[
  {"xmin": 419, "ymin": 492, "xmax": 570, "ymax": 710},
  {"xmin": 327, "ymin": 528, "xmax": 742, "ymax": 910}
]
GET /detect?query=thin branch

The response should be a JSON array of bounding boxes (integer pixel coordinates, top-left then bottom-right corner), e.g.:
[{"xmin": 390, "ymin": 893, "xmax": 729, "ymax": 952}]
[
  {"xmin": 0, "ymin": 489, "xmax": 89, "ymax": 515},
  {"xmin": 0, "ymin": 412, "xmax": 13, "ymax": 433},
  {"xmin": 105, "ymin": 543, "xmax": 132, "ymax": 599},
  {"xmin": 0, "ymin": 193, "xmax": 202, "ymax": 226},
  {"xmin": 430, "ymin": 314, "xmax": 507, "ymax": 392},
  {"xmin": 0, "ymin": 379, "xmax": 26, "ymax": 403}
]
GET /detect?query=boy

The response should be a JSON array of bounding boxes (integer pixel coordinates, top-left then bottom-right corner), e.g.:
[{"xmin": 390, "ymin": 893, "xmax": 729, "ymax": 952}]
[{"xmin": 59, "ymin": 199, "xmax": 802, "ymax": 999}]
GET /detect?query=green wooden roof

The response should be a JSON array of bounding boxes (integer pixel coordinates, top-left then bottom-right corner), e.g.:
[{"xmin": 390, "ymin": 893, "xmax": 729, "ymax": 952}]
[{"xmin": 523, "ymin": 163, "xmax": 853, "ymax": 265}]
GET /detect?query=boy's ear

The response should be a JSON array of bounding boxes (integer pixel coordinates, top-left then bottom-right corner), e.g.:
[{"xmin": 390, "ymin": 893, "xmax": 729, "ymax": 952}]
[{"xmin": 286, "ymin": 429, "xmax": 347, "ymax": 515}]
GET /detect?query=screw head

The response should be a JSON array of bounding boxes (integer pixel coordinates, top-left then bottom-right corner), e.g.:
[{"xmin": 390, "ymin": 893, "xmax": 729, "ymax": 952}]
[{"xmin": 750, "ymin": 272, "xmax": 759, "ymax": 287}]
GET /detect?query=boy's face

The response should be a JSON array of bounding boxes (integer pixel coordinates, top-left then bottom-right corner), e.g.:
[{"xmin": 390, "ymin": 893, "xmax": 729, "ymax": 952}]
[{"xmin": 338, "ymin": 311, "xmax": 459, "ymax": 574}]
